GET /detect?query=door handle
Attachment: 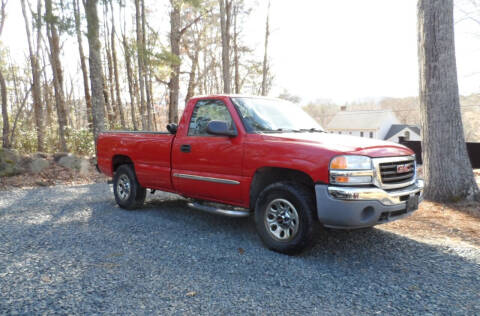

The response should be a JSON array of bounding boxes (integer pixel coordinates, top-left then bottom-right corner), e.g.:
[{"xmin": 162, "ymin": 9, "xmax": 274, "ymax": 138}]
[{"xmin": 180, "ymin": 144, "xmax": 191, "ymax": 153}]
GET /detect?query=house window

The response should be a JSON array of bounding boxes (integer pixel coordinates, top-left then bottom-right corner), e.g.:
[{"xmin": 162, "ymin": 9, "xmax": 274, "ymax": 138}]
[
  {"xmin": 369, "ymin": 132, "xmax": 373, "ymax": 138},
  {"xmin": 405, "ymin": 131, "xmax": 410, "ymax": 140},
  {"xmin": 360, "ymin": 131, "xmax": 364, "ymax": 137}
]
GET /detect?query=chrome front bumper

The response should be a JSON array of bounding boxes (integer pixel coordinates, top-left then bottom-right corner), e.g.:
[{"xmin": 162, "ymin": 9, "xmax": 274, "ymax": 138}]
[
  {"xmin": 328, "ymin": 179, "xmax": 424, "ymax": 206},
  {"xmin": 315, "ymin": 180, "xmax": 424, "ymax": 229}
]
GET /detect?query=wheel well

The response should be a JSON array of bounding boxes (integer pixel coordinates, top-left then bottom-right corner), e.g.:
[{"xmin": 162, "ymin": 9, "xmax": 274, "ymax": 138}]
[
  {"xmin": 249, "ymin": 167, "xmax": 315, "ymax": 210},
  {"xmin": 112, "ymin": 155, "xmax": 133, "ymax": 173}
]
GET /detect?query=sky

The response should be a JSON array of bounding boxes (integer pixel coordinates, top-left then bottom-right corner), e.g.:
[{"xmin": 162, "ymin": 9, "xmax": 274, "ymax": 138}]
[
  {"xmin": 245, "ymin": 0, "xmax": 480, "ymax": 104},
  {"xmin": 3, "ymin": 0, "xmax": 480, "ymax": 105}
]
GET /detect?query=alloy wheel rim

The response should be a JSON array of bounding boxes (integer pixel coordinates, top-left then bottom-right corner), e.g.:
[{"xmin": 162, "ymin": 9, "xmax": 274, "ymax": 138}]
[
  {"xmin": 264, "ymin": 198, "xmax": 299, "ymax": 241},
  {"xmin": 117, "ymin": 174, "xmax": 131, "ymax": 201}
]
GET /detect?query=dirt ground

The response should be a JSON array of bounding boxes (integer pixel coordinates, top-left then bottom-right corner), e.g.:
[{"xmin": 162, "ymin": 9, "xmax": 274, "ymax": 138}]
[
  {"xmin": 382, "ymin": 200, "xmax": 480, "ymax": 248},
  {"xmin": 0, "ymin": 162, "xmax": 107, "ymax": 191}
]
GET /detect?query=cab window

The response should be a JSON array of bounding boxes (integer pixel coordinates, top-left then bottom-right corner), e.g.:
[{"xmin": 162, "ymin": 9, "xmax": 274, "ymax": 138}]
[{"xmin": 188, "ymin": 100, "xmax": 235, "ymax": 136}]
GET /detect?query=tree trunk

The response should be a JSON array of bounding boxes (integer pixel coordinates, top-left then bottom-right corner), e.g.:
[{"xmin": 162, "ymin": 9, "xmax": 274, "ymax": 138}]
[
  {"xmin": 417, "ymin": 0, "xmax": 479, "ymax": 201},
  {"xmin": 10, "ymin": 86, "xmax": 31, "ymax": 146},
  {"xmin": 73, "ymin": 0, "xmax": 93, "ymax": 132},
  {"xmin": 141, "ymin": 0, "xmax": 152, "ymax": 130},
  {"xmin": 21, "ymin": 0, "xmax": 45, "ymax": 152},
  {"xmin": 168, "ymin": 0, "xmax": 180, "ymax": 123},
  {"xmin": 1, "ymin": 0, "xmax": 9, "ymax": 149},
  {"xmin": 147, "ymin": 71, "xmax": 157, "ymax": 130},
  {"xmin": 123, "ymin": 34, "xmax": 138, "ymax": 130},
  {"xmin": 45, "ymin": 0, "xmax": 68, "ymax": 152},
  {"xmin": 104, "ymin": 5, "xmax": 117, "ymax": 127},
  {"xmin": 135, "ymin": 0, "xmax": 147, "ymax": 129},
  {"xmin": 39, "ymin": 51, "xmax": 52, "ymax": 128},
  {"xmin": 0, "ymin": 71, "xmax": 9, "ymax": 148},
  {"xmin": 84, "ymin": 0, "xmax": 106, "ymax": 144},
  {"xmin": 0, "ymin": 1, "xmax": 6, "ymax": 148},
  {"xmin": 219, "ymin": 0, "xmax": 232, "ymax": 93},
  {"xmin": 233, "ymin": 3, "xmax": 240, "ymax": 94},
  {"xmin": 110, "ymin": 2, "xmax": 125, "ymax": 129},
  {"xmin": 261, "ymin": 0, "xmax": 271, "ymax": 96},
  {"xmin": 185, "ymin": 48, "xmax": 199, "ymax": 105},
  {"xmin": 102, "ymin": 76, "xmax": 114, "ymax": 127}
]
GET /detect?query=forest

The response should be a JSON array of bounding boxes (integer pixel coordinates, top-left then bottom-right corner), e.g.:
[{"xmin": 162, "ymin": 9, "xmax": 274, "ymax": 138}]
[
  {"xmin": 0, "ymin": 0, "xmax": 273, "ymax": 155},
  {"xmin": 0, "ymin": 0, "xmax": 479, "ymax": 204}
]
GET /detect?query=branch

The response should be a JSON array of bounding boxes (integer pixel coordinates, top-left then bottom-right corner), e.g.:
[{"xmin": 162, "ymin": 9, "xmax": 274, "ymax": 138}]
[
  {"xmin": 10, "ymin": 84, "xmax": 32, "ymax": 145},
  {"xmin": 456, "ymin": 5, "xmax": 480, "ymax": 25},
  {"xmin": 0, "ymin": 0, "xmax": 7, "ymax": 36},
  {"xmin": 154, "ymin": 75, "xmax": 169, "ymax": 86},
  {"xmin": 179, "ymin": 11, "xmax": 208, "ymax": 37}
]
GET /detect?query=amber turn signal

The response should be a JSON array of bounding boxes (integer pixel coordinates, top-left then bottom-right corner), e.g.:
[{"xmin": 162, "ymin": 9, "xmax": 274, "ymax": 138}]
[
  {"xmin": 334, "ymin": 176, "xmax": 349, "ymax": 183},
  {"xmin": 330, "ymin": 156, "xmax": 348, "ymax": 169}
]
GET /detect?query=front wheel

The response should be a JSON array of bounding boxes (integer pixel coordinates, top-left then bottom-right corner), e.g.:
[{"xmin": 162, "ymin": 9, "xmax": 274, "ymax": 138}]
[
  {"xmin": 113, "ymin": 164, "xmax": 146, "ymax": 210},
  {"xmin": 254, "ymin": 182, "xmax": 315, "ymax": 254}
]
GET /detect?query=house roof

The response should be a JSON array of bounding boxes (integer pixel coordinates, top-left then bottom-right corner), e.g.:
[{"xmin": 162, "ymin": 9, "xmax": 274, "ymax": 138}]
[
  {"xmin": 326, "ymin": 110, "xmax": 396, "ymax": 130},
  {"xmin": 384, "ymin": 124, "xmax": 421, "ymax": 140}
]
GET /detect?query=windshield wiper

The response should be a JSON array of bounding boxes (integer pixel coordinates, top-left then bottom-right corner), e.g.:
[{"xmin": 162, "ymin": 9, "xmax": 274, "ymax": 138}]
[
  {"xmin": 299, "ymin": 128, "xmax": 325, "ymax": 133},
  {"xmin": 258, "ymin": 128, "xmax": 301, "ymax": 133},
  {"xmin": 276, "ymin": 128, "xmax": 301, "ymax": 133}
]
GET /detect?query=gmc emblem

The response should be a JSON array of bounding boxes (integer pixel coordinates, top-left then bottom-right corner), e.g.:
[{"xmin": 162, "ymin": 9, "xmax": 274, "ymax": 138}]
[{"xmin": 397, "ymin": 164, "xmax": 411, "ymax": 174}]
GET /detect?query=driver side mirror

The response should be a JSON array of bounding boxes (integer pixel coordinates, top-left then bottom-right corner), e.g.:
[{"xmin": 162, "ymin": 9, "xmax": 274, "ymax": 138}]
[
  {"xmin": 166, "ymin": 123, "xmax": 178, "ymax": 135},
  {"xmin": 206, "ymin": 120, "xmax": 237, "ymax": 137}
]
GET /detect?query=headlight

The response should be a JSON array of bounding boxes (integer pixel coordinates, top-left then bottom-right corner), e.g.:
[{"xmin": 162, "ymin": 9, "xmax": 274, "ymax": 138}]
[
  {"xmin": 330, "ymin": 155, "xmax": 372, "ymax": 170},
  {"xmin": 329, "ymin": 155, "xmax": 373, "ymax": 185}
]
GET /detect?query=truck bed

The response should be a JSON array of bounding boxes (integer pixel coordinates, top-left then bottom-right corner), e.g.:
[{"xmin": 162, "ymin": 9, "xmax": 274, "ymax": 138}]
[{"xmin": 97, "ymin": 131, "xmax": 175, "ymax": 190}]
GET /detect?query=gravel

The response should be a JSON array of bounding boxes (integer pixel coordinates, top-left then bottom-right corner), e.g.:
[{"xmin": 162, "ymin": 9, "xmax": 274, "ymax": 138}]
[{"xmin": 1, "ymin": 183, "xmax": 479, "ymax": 315}]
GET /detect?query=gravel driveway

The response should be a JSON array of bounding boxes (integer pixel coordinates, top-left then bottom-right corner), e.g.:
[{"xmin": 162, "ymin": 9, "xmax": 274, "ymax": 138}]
[{"xmin": 1, "ymin": 183, "xmax": 479, "ymax": 315}]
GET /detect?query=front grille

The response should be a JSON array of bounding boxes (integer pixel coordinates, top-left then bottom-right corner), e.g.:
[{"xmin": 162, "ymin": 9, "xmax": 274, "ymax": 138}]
[{"xmin": 379, "ymin": 160, "xmax": 415, "ymax": 185}]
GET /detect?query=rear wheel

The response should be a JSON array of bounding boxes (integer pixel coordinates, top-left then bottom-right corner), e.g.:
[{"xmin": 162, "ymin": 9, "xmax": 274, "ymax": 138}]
[
  {"xmin": 113, "ymin": 164, "xmax": 146, "ymax": 210},
  {"xmin": 254, "ymin": 182, "xmax": 315, "ymax": 254}
]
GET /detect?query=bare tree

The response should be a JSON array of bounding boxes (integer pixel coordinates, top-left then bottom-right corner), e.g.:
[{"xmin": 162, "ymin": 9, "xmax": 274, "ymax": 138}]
[
  {"xmin": 84, "ymin": 0, "xmax": 105, "ymax": 144},
  {"xmin": 21, "ymin": 0, "xmax": 46, "ymax": 152},
  {"xmin": 73, "ymin": 0, "xmax": 93, "ymax": 131},
  {"xmin": 141, "ymin": 0, "xmax": 152, "ymax": 130},
  {"xmin": 0, "ymin": 0, "xmax": 9, "ymax": 148},
  {"xmin": 219, "ymin": 0, "xmax": 232, "ymax": 93},
  {"xmin": 109, "ymin": 1, "xmax": 125, "ymax": 129},
  {"xmin": 184, "ymin": 25, "xmax": 202, "ymax": 105},
  {"xmin": 232, "ymin": 2, "xmax": 240, "ymax": 94},
  {"xmin": 135, "ymin": 0, "xmax": 147, "ymax": 129},
  {"xmin": 168, "ymin": 0, "xmax": 203, "ymax": 123},
  {"xmin": 45, "ymin": 0, "xmax": 68, "ymax": 151},
  {"xmin": 261, "ymin": 0, "xmax": 270, "ymax": 96},
  {"xmin": 121, "ymin": 27, "xmax": 138, "ymax": 130},
  {"xmin": 104, "ymin": 3, "xmax": 117, "ymax": 127},
  {"xmin": 417, "ymin": 0, "xmax": 479, "ymax": 201}
]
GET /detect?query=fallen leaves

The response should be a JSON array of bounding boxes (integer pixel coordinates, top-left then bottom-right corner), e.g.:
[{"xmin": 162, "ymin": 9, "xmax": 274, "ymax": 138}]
[
  {"xmin": 382, "ymin": 200, "xmax": 480, "ymax": 247},
  {"xmin": 0, "ymin": 162, "xmax": 107, "ymax": 190}
]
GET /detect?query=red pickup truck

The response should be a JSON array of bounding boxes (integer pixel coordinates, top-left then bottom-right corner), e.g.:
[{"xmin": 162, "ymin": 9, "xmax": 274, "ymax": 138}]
[{"xmin": 97, "ymin": 95, "xmax": 424, "ymax": 253}]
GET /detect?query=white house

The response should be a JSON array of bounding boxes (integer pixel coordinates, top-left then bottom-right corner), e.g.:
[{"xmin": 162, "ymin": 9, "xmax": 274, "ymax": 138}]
[
  {"xmin": 384, "ymin": 124, "xmax": 421, "ymax": 143},
  {"xmin": 326, "ymin": 110, "xmax": 400, "ymax": 140}
]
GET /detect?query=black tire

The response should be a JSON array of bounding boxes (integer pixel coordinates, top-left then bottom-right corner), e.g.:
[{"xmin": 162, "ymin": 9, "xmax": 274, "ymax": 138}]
[
  {"xmin": 254, "ymin": 182, "xmax": 315, "ymax": 254},
  {"xmin": 113, "ymin": 164, "xmax": 146, "ymax": 210}
]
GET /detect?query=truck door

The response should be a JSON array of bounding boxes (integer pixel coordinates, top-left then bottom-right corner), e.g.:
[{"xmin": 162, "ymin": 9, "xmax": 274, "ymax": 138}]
[{"xmin": 172, "ymin": 99, "xmax": 244, "ymax": 204}]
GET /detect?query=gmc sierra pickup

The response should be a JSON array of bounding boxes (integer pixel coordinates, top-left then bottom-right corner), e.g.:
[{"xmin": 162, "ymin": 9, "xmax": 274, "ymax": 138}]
[{"xmin": 97, "ymin": 95, "xmax": 424, "ymax": 253}]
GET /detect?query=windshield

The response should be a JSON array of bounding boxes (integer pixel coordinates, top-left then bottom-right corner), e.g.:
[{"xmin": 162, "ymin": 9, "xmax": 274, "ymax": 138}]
[{"xmin": 231, "ymin": 97, "xmax": 323, "ymax": 133}]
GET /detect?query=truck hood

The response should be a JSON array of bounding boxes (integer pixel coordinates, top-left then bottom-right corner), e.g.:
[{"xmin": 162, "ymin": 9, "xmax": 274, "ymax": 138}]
[{"xmin": 262, "ymin": 132, "xmax": 413, "ymax": 158}]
